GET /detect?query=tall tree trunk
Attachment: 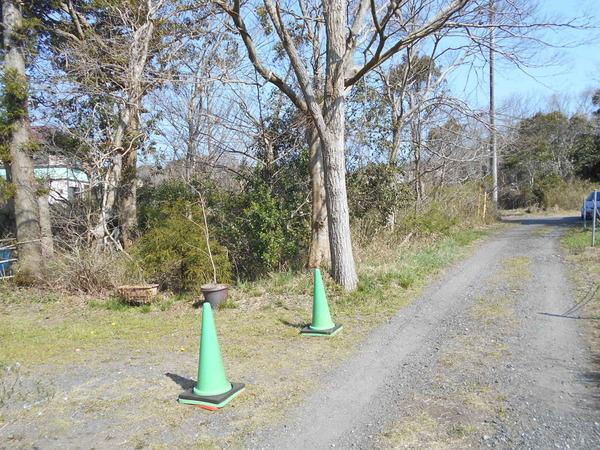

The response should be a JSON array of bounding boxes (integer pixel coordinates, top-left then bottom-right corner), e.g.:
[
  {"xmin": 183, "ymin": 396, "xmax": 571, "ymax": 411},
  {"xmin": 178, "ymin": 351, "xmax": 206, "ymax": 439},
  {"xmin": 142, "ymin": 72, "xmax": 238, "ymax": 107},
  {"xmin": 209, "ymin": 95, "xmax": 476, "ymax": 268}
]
[
  {"xmin": 91, "ymin": 108, "xmax": 128, "ymax": 247},
  {"xmin": 37, "ymin": 192, "xmax": 54, "ymax": 260},
  {"xmin": 89, "ymin": 7, "xmax": 154, "ymax": 248},
  {"xmin": 120, "ymin": 109, "xmax": 139, "ymax": 249},
  {"xmin": 307, "ymin": 124, "xmax": 329, "ymax": 268},
  {"xmin": 412, "ymin": 119, "xmax": 424, "ymax": 208},
  {"xmin": 387, "ymin": 114, "xmax": 402, "ymax": 229},
  {"xmin": 2, "ymin": 0, "xmax": 44, "ymax": 278},
  {"xmin": 390, "ymin": 125, "xmax": 402, "ymax": 165},
  {"xmin": 414, "ymin": 147, "xmax": 422, "ymax": 203},
  {"xmin": 321, "ymin": 0, "xmax": 358, "ymax": 290}
]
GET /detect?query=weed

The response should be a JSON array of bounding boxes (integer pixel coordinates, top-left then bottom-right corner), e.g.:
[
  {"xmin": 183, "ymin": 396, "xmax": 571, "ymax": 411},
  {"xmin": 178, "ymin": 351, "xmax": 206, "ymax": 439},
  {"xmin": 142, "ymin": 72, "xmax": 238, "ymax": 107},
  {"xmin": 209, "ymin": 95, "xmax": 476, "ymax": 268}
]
[
  {"xmin": 563, "ymin": 228, "xmax": 593, "ymax": 253},
  {"xmin": 474, "ymin": 296, "xmax": 515, "ymax": 326},
  {"xmin": 562, "ymin": 227, "xmax": 600, "ymax": 351},
  {"xmin": 382, "ymin": 413, "xmax": 439, "ymax": 447},
  {"xmin": 448, "ymin": 423, "xmax": 478, "ymax": 438},
  {"xmin": 157, "ymin": 297, "xmax": 174, "ymax": 311},
  {"xmin": 0, "ymin": 363, "xmax": 22, "ymax": 409},
  {"xmin": 501, "ymin": 256, "xmax": 532, "ymax": 283},
  {"xmin": 89, "ymin": 297, "xmax": 132, "ymax": 311}
]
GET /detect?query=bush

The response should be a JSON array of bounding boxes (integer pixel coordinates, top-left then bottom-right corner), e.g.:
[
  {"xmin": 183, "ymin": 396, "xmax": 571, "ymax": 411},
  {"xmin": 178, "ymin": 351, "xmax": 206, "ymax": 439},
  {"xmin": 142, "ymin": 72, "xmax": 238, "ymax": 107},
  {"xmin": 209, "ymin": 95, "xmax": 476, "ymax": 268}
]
[
  {"xmin": 137, "ymin": 154, "xmax": 310, "ymax": 281},
  {"xmin": 214, "ymin": 179, "xmax": 309, "ymax": 279},
  {"xmin": 501, "ymin": 177, "xmax": 594, "ymax": 210},
  {"xmin": 347, "ymin": 164, "xmax": 411, "ymax": 224},
  {"xmin": 132, "ymin": 202, "xmax": 232, "ymax": 293},
  {"xmin": 543, "ymin": 178, "xmax": 595, "ymax": 210}
]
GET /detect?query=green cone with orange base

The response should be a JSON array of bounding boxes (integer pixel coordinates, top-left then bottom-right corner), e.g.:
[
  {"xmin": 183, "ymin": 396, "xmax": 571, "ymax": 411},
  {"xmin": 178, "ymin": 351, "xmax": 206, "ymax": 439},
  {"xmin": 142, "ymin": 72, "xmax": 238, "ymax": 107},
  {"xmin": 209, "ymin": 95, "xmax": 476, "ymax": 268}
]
[
  {"xmin": 301, "ymin": 268, "xmax": 342, "ymax": 336},
  {"xmin": 178, "ymin": 302, "xmax": 244, "ymax": 410}
]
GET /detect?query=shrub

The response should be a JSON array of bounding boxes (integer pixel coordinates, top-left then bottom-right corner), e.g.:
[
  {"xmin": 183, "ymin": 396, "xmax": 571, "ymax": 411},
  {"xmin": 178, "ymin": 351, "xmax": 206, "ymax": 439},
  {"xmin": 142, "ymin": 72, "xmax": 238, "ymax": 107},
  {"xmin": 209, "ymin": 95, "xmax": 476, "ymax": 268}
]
[
  {"xmin": 347, "ymin": 164, "xmax": 411, "ymax": 225},
  {"xmin": 137, "ymin": 158, "xmax": 310, "ymax": 281},
  {"xmin": 357, "ymin": 182, "xmax": 493, "ymax": 241},
  {"xmin": 543, "ymin": 178, "xmax": 595, "ymax": 210},
  {"xmin": 214, "ymin": 179, "xmax": 309, "ymax": 279},
  {"xmin": 132, "ymin": 202, "xmax": 232, "ymax": 293}
]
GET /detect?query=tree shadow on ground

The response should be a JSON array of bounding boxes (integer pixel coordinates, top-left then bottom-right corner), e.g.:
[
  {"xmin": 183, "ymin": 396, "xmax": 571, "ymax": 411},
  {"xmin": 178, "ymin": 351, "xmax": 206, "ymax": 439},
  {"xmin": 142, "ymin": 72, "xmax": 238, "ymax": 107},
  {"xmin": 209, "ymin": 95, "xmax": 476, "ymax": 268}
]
[
  {"xmin": 581, "ymin": 355, "xmax": 600, "ymax": 406},
  {"xmin": 165, "ymin": 372, "xmax": 196, "ymax": 389},
  {"xmin": 501, "ymin": 215, "xmax": 581, "ymax": 227},
  {"xmin": 538, "ymin": 285, "xmax": 600, "ymax": 320},
  {"xmin": 278, "ymin": 318, "xmax": 305, "ymax": 329}
]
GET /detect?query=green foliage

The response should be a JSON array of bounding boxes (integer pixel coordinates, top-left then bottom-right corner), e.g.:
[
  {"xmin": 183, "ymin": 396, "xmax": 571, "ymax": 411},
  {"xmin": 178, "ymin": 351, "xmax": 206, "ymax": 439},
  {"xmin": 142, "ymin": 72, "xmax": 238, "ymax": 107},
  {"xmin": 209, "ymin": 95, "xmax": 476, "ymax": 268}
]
[
  {"xmin": 347, "ymin": 163, "xmax": 411, "ymax": 224},
  {"xmin": 1, "ymin": 69, "xmax": 29, "ymax": 122},
  {"xmin": 138, "ymin": 152, "xmax": 310, "ymax": 282},
  {"xmin": 401, "ymin": 202, "xmax": 458, "ymax": 236},
  {"xmin": 0, "ymin": 178, "xmax": 16, "ymax": 202},
  {"xmin": 215, "ymin": 180, "xmax": 301, "ymax": 278},
  {"xmin": 570, "ymin": 115, "xmax": 600, "ymax": 182},
  {"xmin": 501, "ymin": 110, "xmax": 600, "ymax": 207},
  {"xmin": 137, "ymin": 180, "xmax": 195, "ymax": 232},
  {"xmin": 0, "ymin": 68, "xmax": 30, "ymax": 161},
  {"xmin": 132, "ymin": 202, "xmax": 232, "ymax": 293}
]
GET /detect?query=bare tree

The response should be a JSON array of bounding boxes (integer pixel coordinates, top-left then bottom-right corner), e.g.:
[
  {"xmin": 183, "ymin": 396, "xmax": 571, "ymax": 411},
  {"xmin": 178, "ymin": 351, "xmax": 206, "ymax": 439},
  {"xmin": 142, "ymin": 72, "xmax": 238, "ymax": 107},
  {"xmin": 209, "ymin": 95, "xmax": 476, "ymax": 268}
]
[
  {"xmin": 38, "ymin": 0, "xmax": 190, "ymax": 249},
  {"xmin": 217, "ymin": 0, "xmax": 471, "ymax": 290}
]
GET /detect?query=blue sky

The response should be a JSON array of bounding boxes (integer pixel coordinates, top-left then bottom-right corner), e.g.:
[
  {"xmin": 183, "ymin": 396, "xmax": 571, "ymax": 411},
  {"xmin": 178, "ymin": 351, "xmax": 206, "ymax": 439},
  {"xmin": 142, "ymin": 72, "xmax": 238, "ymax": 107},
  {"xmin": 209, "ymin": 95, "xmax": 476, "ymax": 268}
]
[{"xmin": 447, "ymin": 0, "xmax": 599, "ymax": 115}]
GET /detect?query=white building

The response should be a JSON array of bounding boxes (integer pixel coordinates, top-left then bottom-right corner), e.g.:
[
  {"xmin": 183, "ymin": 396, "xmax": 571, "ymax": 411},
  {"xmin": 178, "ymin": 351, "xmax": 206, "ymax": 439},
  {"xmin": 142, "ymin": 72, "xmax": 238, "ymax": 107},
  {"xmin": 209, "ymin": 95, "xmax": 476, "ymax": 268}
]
[{"xmin": 0, "ymin": 154, "xmax": 89, "ymax": 204}]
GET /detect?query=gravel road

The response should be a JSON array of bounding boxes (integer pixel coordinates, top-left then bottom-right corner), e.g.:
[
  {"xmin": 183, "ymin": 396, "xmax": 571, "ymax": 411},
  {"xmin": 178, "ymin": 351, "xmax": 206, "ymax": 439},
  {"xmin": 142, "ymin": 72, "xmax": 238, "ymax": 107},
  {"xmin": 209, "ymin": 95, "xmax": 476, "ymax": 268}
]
[{"xmin": 248, "ymin": 216, "xmax": 600, "ymax": 449}]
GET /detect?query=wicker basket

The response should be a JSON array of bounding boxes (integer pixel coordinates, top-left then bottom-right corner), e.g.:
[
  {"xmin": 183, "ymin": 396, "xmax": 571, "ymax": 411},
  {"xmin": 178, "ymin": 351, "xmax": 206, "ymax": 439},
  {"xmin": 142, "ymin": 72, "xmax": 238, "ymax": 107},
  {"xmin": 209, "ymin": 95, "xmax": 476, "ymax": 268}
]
[{"xmin": 117, "ymin": 284, "xmax": 159, "ymax": 304}]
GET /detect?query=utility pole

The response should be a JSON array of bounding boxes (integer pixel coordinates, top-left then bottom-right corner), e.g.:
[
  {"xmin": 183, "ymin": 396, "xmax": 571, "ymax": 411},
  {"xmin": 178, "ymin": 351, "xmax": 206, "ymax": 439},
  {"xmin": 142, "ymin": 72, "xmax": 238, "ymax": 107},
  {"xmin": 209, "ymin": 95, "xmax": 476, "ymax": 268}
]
[{"xmin": 489, "ymin": 0, "xmax": 498, "ymax": 206}]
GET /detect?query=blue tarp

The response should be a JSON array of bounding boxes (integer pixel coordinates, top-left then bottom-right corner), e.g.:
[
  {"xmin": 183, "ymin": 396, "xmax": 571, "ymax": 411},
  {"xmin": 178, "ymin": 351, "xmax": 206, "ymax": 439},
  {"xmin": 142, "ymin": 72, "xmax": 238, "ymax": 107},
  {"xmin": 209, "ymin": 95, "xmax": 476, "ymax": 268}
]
[{"xmin": 0, "ymin": 248, "xmax": 13, "ymax": 277}]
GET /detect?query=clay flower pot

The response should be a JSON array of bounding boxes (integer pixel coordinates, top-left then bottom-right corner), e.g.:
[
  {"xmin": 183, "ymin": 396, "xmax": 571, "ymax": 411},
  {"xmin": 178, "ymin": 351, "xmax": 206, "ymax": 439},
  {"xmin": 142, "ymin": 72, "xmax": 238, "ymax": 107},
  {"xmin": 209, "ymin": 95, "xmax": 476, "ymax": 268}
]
[{"xmin": 200, "ymin": 283, "xmax": 229, "ymax": 310}]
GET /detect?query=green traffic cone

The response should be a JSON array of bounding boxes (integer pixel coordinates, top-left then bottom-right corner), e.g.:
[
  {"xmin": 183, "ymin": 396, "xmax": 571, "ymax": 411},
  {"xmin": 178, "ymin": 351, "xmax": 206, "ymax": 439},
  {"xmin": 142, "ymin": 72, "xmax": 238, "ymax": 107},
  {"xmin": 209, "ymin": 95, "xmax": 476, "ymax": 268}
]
[
  {"xmin": 301, "ymin": 268, "xmax": 342, "ymax": 336},
  {"xmin": 178, "ymin": 302, "xmax": 244, "ymax": 410}
]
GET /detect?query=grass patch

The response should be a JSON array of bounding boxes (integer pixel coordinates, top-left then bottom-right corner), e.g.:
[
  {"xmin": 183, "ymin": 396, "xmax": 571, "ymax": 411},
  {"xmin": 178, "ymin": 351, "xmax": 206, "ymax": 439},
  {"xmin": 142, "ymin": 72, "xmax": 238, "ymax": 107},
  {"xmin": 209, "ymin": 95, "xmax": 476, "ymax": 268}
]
[
  {"xmin": 473, "ymin": 296, "xmax": 515, "ymax": 326},
  {"xmin": 382, "ymin": 413, "xmax": 439, "ymax": 448},
  {"xmin": 0, "ymin": 285, "xmax": 62, "ymax": 304},
  {"xmin": 500, "ymin": 256, "xmax": 532, "ymax": 284},
  {"xmin": 563, "ymin": 227, "xmax": 594, "ymax": 253},
  {"xmin": 89, "ymin": 297, "xmax": 133, "ymax": 311},
  {"xmin": 533, "ymin": 225, "xmax": 553, "ymax": 236}
]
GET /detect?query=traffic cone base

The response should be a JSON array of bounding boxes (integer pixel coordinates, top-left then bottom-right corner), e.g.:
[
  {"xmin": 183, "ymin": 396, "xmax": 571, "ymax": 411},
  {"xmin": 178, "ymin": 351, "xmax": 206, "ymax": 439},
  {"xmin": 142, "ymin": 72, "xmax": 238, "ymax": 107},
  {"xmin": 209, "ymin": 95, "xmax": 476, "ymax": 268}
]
[
  {"xmin": 300, "ymin": 324, "xmax": 343, "ymax": 336},
  {"xmin": 178, "ymin": 383, "xmax": 245, "ymax": 410}
]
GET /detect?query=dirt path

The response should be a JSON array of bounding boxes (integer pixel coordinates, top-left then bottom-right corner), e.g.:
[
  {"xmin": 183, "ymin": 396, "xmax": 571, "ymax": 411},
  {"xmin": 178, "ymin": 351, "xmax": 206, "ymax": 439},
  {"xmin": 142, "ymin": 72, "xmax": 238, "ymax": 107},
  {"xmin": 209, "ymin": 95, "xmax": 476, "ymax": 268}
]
[{"xmin": 248, "ymin": 216, "xmax": 600, "ymax": 449}]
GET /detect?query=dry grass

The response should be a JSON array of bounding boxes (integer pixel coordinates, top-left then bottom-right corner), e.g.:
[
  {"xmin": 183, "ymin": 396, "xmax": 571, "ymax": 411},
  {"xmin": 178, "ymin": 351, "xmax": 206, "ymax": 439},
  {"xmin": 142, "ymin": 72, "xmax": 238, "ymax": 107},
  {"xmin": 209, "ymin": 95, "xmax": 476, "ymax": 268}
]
[
  {"xmin": 499, "ymin": 208, "xmax": 580, "ymax": 218},
  {"xmin": 500, "ymin": 256, "xmax": 533, "ymax": 285},
  {"xmin": 473, "ymin": 296, "xmax": 516, "ymax": 327},
  {"xmin": 382, "ymin": 413, "xmax": 442, "ymax": 449}
]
